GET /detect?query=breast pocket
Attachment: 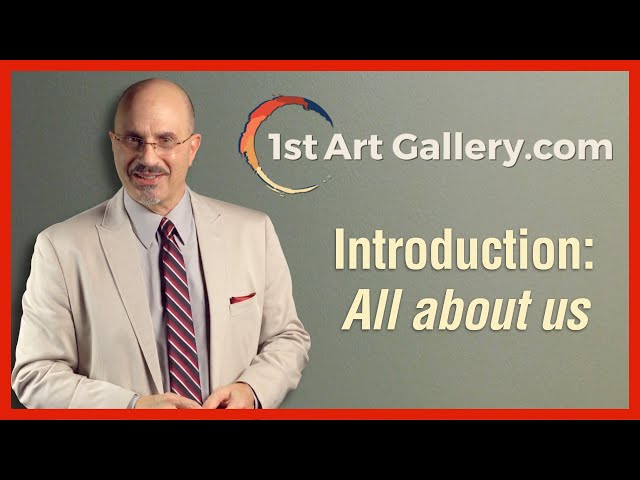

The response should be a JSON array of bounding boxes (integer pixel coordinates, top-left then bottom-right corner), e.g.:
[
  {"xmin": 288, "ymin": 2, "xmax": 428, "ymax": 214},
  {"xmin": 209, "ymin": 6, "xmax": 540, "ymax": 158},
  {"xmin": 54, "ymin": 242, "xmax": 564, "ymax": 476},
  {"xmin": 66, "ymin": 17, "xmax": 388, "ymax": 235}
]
[
  {"xmin": 229, "ymin": 295, "xmax": 259, "ymax": 316},
  {"xmin": 226, "ymin": 295, "xmax": 261, "ymax": 363}
]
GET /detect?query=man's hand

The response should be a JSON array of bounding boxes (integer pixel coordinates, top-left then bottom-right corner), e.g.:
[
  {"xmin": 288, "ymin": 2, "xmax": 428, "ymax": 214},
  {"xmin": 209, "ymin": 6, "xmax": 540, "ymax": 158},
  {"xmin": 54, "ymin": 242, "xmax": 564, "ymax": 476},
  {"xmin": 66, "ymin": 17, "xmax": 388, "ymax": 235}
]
[
  {"xmin": 134, "ymin": 393, "xmax": 203, "ymax": 409},
  {"xmin": 203, "ymin": 382, "xmax": 255, "ymax": 409}
]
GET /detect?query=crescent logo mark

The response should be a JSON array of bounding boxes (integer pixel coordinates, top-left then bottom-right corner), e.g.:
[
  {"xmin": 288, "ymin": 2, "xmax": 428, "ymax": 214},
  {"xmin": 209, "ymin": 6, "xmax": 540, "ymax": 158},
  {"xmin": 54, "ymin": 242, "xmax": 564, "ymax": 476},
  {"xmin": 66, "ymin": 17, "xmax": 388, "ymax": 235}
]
[{"xmin": 238, "ymin": 95, "xmax": 333, "ymax": 195}]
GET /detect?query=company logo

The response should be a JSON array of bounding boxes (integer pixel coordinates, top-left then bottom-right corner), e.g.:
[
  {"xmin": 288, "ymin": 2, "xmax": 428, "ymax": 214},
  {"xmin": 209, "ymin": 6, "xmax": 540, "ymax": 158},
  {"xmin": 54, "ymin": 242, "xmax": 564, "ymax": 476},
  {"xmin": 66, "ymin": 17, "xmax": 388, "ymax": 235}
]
[
  {"xmin": 238, "ymin": 95, "xmax": 333, "ymax": 195},
  {"xmin": 239, "ymin": 96, "xmax": 614, "ymax": 196}
]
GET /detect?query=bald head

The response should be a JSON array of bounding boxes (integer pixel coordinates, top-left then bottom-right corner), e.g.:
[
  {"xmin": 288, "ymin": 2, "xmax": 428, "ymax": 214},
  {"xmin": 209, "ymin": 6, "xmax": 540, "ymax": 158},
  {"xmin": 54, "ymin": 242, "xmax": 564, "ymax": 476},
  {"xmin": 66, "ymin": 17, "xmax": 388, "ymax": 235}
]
[
  {"xmin": 114, "ymin": 78, "xmax": 195, "ymax": 133},
  {"xmin": 110, "ymin": 78, "xmax": 202, "ymax": 215}
]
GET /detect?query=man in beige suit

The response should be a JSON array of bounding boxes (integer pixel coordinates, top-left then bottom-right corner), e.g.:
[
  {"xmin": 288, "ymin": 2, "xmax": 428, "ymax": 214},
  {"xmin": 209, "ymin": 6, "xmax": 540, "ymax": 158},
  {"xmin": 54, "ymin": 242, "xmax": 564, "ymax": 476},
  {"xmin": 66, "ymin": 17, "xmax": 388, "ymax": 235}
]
[{"xmin": 12, "ymin": 78, "xmax": 311, "ymax": 409}]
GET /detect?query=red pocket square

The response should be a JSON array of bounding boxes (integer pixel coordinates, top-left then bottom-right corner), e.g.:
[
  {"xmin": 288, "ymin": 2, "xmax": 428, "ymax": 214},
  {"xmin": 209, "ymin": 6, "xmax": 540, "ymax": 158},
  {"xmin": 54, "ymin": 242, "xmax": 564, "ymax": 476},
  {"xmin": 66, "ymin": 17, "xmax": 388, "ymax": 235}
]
[{"xmin": 230, "ymin": 292, "xmax": 256, "ymax": 304}]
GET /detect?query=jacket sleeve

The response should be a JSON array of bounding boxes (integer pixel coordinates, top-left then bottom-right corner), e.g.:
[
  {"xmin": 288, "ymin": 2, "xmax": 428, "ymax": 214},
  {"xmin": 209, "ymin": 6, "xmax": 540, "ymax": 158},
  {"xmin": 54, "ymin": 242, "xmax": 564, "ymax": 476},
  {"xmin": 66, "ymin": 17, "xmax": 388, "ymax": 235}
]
[
  {"xmin": 235, "ymin": 216, "xmax": 311, "ymax": 408},
  {"xmin": 12, "ymin": 232, "xmax": 137, "ymax": 409}
]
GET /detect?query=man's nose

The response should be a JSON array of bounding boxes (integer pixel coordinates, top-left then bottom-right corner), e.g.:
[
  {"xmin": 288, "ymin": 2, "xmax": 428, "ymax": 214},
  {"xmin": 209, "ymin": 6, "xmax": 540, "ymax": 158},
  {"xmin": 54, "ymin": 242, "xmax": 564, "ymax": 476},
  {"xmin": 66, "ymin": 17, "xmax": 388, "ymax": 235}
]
[{"xmin": 137, "ymin": 142, "xmax": 160, "ymax": 165}]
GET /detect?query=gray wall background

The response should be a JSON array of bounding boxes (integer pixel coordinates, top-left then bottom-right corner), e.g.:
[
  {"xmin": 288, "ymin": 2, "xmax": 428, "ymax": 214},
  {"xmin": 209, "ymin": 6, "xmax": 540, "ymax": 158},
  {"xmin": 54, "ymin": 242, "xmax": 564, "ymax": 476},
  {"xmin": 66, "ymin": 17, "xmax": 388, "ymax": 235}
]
[{"xmin": 11, "ymin": 71, "xmax": 628, "ymax": 408}]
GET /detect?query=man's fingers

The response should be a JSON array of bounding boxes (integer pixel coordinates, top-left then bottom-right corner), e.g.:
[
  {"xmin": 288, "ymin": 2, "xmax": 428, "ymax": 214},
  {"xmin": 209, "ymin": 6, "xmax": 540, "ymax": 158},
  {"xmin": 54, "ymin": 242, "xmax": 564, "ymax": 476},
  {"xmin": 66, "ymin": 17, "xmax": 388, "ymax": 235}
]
[
  {"xmin": 202, "ymin": 393, "xmax": 223, "ymax": 409},
  {"xmin": 134, "ymin": 393, "xmax": 203, "ymax": 409},
  {"xmin": 225, "ymin": 394, "xmax": 248, "ymax": 409},
  {"xmin": 203, "ymin": 389, "xmax": 230, "ymax": 409},
  {"xmin": 173, "ymin": 396, "xmax": 203, "ymax": 409},
  {"xmin": 225, "ymin": 395, "xmax": 253, "ymax": 409}
]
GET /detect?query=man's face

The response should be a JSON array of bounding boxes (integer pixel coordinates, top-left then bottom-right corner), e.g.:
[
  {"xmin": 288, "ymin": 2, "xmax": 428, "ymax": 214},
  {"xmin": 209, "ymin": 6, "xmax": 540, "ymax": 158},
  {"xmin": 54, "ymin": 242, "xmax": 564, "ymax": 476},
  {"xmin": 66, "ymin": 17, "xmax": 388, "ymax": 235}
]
[{"xmin": 110, "ymin": 84, "xmax": 201, "ymax": 214}]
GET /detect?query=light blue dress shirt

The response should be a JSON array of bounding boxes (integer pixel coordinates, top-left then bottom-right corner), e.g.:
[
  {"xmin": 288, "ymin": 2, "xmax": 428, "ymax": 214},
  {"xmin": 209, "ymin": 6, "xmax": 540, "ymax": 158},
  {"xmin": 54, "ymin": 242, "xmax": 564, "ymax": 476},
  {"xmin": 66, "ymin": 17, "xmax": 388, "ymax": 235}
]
[{"xmin": 124, "ymin": 188, "xmax": 210, "ymax": 405}]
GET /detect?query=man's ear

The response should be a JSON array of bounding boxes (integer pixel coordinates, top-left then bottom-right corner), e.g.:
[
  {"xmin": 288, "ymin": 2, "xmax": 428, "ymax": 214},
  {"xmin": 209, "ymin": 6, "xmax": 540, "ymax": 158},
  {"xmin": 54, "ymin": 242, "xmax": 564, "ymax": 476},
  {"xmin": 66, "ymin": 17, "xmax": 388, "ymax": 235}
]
[
  {"xmin": 108, "ymin": 131, "xmax": 117, "ymax": 152},
  {"xmin": 188, "ymin": 134, "xmax": 202, "ymax": 166}
]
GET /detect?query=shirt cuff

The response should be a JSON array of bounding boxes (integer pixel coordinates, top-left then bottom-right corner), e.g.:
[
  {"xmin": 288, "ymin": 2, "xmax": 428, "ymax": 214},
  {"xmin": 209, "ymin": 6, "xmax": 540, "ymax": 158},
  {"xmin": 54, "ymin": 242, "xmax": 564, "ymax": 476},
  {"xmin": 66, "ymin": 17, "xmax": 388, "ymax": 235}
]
[{"xmin": 127, "ymin": 394, "xmax": 140, "ymax": 409}]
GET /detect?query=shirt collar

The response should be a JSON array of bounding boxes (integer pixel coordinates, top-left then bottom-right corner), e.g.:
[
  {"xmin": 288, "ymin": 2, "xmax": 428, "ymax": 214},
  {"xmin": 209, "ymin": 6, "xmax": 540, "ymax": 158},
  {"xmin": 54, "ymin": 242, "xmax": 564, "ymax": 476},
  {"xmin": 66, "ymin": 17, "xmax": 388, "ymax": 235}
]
[{"xmin": 123, "ymin": 187, "xmax": 194, "ymax": 250}]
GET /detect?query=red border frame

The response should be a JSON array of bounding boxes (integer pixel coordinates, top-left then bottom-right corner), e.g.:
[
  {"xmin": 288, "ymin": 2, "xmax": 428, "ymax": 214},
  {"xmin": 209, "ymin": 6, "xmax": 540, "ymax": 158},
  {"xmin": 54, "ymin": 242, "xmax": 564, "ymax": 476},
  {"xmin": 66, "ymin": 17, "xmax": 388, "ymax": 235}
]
[{"xmin": 1, "ymin": 60, "xmax": 635, "ymax": 419}]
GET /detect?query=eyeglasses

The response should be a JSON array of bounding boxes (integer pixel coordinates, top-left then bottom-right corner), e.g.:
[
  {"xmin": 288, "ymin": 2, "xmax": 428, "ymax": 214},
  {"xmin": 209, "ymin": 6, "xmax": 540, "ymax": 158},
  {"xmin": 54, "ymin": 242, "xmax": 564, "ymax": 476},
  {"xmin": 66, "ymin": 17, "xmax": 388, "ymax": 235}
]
[{"xmin": 113, "ymin": 133, "xmax": 194, "ymax": 153}]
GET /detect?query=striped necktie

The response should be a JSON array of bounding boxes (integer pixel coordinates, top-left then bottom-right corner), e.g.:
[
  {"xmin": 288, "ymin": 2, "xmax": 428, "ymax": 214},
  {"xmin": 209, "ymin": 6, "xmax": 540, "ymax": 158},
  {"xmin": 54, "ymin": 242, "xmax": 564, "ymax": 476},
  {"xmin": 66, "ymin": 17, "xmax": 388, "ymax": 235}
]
[{"xmin": 159, "ymin": 217, "xmax": 202, "ymax": 404}]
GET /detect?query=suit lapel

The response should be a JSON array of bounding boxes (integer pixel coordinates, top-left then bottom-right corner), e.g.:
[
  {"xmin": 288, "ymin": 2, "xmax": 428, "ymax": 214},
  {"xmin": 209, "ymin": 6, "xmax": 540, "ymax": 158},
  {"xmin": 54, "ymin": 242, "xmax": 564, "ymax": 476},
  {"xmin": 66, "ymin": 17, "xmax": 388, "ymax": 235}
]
[
  {"xmin": 190, "ymin": 191, "xmax": 230, "ymax": 390},
  {"xmin": 96, "ymin": 189, "xmax": 163, "ymax": 393}
]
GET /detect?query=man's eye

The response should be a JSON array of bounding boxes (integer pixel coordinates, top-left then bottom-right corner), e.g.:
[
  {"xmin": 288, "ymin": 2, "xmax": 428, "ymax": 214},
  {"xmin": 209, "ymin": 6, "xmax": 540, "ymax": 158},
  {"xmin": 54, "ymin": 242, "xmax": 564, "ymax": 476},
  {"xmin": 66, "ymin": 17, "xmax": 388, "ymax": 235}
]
[
  {"xmin": 125, "ymin": 136, "xmax": 142, "ymax": 144},
  {"xmin": 158, "ymin": 137, "xmax": 174, "ymax": 146}
]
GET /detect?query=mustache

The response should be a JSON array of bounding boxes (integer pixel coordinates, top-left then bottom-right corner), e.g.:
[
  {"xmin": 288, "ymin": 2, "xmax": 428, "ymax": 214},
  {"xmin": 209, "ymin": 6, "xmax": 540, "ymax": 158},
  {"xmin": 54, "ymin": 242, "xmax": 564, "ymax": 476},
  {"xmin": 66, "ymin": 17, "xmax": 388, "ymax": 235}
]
[{"xmin": 128, "ymin": 164, "xmax": 169, "ymax": 176}]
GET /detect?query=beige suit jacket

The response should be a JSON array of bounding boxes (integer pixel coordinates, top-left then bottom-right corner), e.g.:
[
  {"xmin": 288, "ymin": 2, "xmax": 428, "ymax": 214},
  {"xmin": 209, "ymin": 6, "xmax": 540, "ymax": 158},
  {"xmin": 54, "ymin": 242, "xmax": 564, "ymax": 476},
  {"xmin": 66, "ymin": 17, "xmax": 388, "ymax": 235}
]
[{"xmin": 12, "ymin": 188, "xmax": 311, "ymax": 408}]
